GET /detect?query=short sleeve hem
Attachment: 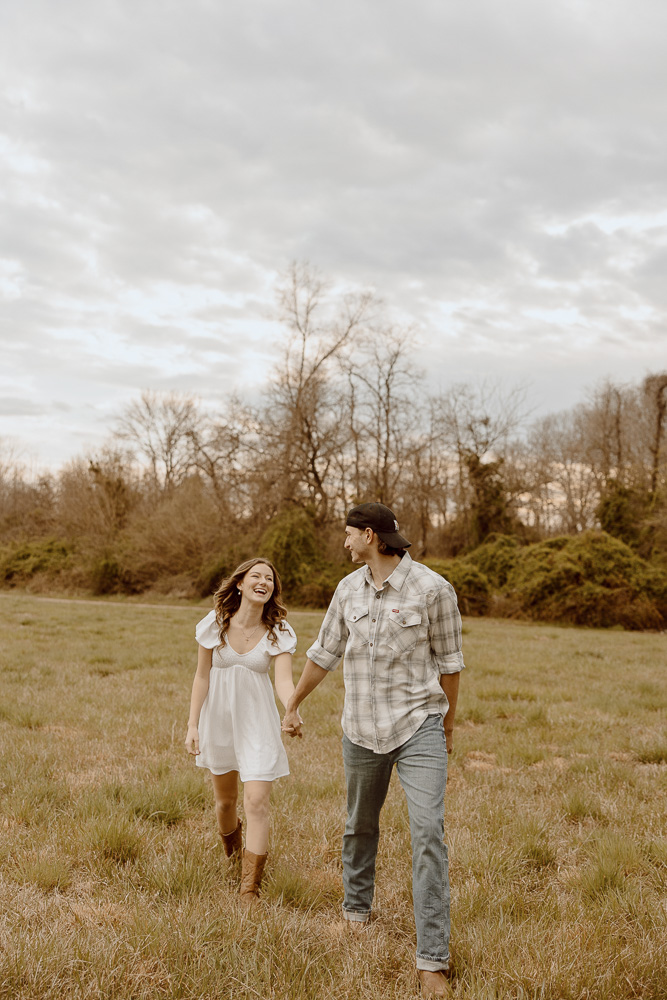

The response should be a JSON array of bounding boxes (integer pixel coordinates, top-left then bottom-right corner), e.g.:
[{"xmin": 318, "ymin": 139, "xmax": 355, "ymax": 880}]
[
  {"xmin": 195, "ymin": 610, "xmax": 221, "ymax": 649},
  {"xmin": 268, "ymin": 621, "xmax": 297, "ymax": 656}
]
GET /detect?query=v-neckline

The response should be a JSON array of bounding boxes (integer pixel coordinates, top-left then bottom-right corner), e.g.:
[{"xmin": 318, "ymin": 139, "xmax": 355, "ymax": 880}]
[{"xmin": 226, "ymin": 631, "xmax": 267, "ymax": 656}]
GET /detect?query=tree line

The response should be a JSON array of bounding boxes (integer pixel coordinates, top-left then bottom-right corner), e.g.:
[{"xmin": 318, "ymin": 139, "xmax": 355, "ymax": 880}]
[{"xmin": 1, "ymin": 264, "xmax": 666, "ymax": 625}]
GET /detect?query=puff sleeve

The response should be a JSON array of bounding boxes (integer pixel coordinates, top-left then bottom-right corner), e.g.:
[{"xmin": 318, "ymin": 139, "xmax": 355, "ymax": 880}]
[
  {"xmin": 195, "ymin": 610, "xmax": 221, "ymax": 649},
  {"xmin": 268, "ymin": 621, "xmax": 297, "ymax": 656}
]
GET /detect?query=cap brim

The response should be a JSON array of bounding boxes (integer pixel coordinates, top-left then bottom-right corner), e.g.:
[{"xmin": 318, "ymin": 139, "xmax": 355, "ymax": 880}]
[{"xmin": 376, "ymin": 530, "xmax": 411, "ymax": 549}]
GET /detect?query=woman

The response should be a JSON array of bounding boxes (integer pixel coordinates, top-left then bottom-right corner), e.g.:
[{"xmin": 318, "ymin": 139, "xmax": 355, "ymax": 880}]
[{"xmin": 185, "ymin": 557, "xmax": 301, "ymax": 902}]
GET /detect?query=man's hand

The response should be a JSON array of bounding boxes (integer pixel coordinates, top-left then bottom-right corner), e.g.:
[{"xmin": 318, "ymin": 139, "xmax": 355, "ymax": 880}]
[
  {"xmin": 445, "ymin": 727, "xmax": 454, "ymax": 754},
  {"xmin": 281, "ymin": 659, "xmax": 329, "ymax": 739},
  {"xmin": 281, "ymin": 707, "xmax": 304, "ymax": 738}
]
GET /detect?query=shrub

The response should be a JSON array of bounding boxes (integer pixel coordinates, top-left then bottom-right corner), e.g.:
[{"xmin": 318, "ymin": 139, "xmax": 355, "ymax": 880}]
[
  {"xmin": 465, "ymin": 533, "xmax": 522, "ymax": 589},
  {"xmin": 295, "ymin": 563, "xmax": 351, "ymax": 607},
  {"xmin": 196, "ymin": 550, "xmax": 247, "ymax": 598},
  {"xmin": 260, "ymin": 506, "xmax": 324, "ymax": 597},
  {"xmin": 642, "ymin": 564, "xmax": 667, "ymax": 620},
  {"xmin": 506, "ymin": 531, "xmax": 667, "ymax": 630},
  {"xmin": 424, "ymin": 558, "xmax": 491, "ymax": 616},
  {"xmin": 0, "ymin": 538, "xmax": 75, "ymax": 584},
  {"xmin": 117, "ymin": 476, "xmax": 226, "ymax": 590},
  {"xmin": 89, "ymin": 554, "xmax": 123, "ymax": 595},
  {"xmin": 596, "ymin": 483, "xmax": 651, "ymax": 548}
]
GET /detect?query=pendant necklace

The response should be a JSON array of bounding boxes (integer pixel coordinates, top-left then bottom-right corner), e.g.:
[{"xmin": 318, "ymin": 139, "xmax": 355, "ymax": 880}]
[{"xmin": 238, "ymin": 621, "xmax": 262, "ymax": 641}]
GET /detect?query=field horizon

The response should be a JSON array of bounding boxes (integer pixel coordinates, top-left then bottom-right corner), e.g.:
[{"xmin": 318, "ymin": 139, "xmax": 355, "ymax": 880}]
[{"xmin": 0, "ymin": 592, "xmax": 665, "ymax": 999}]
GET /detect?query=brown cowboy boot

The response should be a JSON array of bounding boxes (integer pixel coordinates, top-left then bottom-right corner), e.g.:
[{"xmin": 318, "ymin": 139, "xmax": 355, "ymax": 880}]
[
  {"xmin": 220, "ymin": 819, "xmax": 243, "ymax": 860},
  {"xmin": 417, "ymin": 969, "xmax": 453, "ymax": 997},
  {"xmin": 239, "ymin": 849, "xmax": 268, "ymax": 903}
]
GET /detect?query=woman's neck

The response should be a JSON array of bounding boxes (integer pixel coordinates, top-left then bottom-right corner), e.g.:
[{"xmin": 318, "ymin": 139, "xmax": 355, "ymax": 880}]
[{"xmin": 233, "ymin": 602, "xmax": 264, "ymax": 628}]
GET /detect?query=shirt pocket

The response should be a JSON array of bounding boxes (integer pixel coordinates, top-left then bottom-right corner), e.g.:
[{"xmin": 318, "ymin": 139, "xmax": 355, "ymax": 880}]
[
  {"xmin": 386, "ymin": 605, "xmax": 423, "ymax": 654},
  {"xmin": 345, "ymin": 605, "xmax": 370, "ymax": 649}
]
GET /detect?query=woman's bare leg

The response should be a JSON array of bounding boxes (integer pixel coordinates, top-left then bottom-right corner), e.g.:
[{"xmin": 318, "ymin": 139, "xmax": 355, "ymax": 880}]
[
  {"xmin": 243, "ymin": 780, "xmax": 272, "ymax": 854},
  {"xmin": 211, "ymin": 771, "xmax": 240, "ymax": 836}
]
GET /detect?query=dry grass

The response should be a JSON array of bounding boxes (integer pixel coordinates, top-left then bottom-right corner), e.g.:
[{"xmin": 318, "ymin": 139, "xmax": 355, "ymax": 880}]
[{"xmin": 0, "ymin": 593, "xmax": 665, "ymax": 999}]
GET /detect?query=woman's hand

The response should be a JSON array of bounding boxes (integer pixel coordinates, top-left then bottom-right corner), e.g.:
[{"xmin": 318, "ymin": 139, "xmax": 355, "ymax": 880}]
[
  {"xmin": 185, "ymin": 724, "xmax": 200, "ymax": 756},
  {"xmin": 281, "ymin": 707, "xmax": 304, "ymax": 738}
]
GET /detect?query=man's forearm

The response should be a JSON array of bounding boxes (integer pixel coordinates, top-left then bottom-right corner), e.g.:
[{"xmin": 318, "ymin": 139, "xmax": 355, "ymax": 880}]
[
  {"xmin": 439, "ymin": 670, "xmax": 460, "ymax": 734},
  {"xmin": 286, "ymin": 658, "xmax": 329, "ymax": 712}
]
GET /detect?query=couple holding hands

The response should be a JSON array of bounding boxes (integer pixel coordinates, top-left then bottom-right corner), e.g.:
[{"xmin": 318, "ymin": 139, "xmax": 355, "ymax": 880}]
[{"xmin": 185, "ymin": 502, "xmax": 465, "ymax": 998}]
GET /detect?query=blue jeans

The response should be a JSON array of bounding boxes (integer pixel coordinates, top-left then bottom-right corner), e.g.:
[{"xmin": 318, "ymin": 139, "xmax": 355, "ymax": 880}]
[{"xmin": 341, "ymin": 714, "xmax": 450, "ymax": 972}]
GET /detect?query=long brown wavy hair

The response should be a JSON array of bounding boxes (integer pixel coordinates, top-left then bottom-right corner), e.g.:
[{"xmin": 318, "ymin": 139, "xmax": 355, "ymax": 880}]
[{"xmin": 213, "ymin": 557, "xmax": 289, "ymax": 647}]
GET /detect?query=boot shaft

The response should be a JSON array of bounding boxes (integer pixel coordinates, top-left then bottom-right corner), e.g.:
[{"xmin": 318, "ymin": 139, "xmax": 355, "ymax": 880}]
[
  {"xmin": 220, "ymin": 819, "xmax": 243, "ymax": 858},
  {"xmin": 240, "ymin": 849, "xmax": 268, "ymax": 902}
]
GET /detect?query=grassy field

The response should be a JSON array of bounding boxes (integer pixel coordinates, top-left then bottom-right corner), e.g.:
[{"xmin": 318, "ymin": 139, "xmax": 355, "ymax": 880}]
[{"xmin": 0, "ymin": 592, "xmax": 665, "ymax": 1000}]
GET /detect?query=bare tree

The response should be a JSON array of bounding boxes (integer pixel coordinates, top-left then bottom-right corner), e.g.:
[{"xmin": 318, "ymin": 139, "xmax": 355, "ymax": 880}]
[
  {"xmin": 525, "ymin": 410, "xmax": 603, "ymax": 534},
  {"xmin": 644, "ymin": 372, "xmax": 667, "ymax": 494},
  {"xmin": 268, "ymin": 261, "xmax": 375, "ymax": 520},
  {"xmin": 56, "ymin": 449, "xmax": 139, "ymax": 545},
  {"xmin": 187, "ymin": 409, "xmax": 243, "ymax": 515},
  {"xmin": 400, "ymin": 397, "xmax": 452, "ymax": 557},
  {"xmin": 115, "ymin": 391, "xmax": 200, "ymax": 490},
  {"xmin": 439, "ymin": 380, "xmax": 530, "ymax": 458},
  {"xmin": 0, "ymin": 438, "xmax": 24, "ymax": 483},
  {"xmin": 342, "ymin": 327, "xmax": 419, "ymax": 504},
  {"xmin": 435, "ymin": 380, "xmax": 531, "ymax": 546},
  {"xmin": 0, "ymin": 439, "xmax": 56, "ymax": 540}
]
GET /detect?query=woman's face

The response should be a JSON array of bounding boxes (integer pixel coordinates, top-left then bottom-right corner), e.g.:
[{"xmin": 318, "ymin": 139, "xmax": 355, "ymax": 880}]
[{"xmin": 238, "ymin": 563, "xmax": 275, "ymax": 605}]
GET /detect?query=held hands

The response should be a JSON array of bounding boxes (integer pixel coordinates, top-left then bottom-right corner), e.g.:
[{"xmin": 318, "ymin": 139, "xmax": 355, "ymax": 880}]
[
  {"xmin": 281, "ymin": 707, "xmax": 304, "ymax": 739},
  {"xmin": 185, "ymin": 725, "xmax": 200, "ymax": 756}
]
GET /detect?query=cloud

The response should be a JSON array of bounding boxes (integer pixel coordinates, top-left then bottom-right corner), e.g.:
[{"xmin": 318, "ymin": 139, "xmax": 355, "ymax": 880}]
[
  {"xmin": 1, "ymin": 0, "xmax": 666, "ymax": 465},
  {"xmin": 0, "ymin": 397, "xmax": 48, "ymax": 416}
]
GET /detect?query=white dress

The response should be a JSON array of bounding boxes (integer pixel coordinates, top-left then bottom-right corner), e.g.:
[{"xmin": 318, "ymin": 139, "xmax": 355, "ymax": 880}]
[{"xmin": 195, "ymin": 610, "xmax": 297, "ymax": 782}]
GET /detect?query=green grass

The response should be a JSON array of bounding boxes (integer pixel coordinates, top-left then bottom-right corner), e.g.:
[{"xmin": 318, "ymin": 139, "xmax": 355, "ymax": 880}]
[{"xmin": 0, "ymin": 593, "xmax": 665, "ymax": 999}]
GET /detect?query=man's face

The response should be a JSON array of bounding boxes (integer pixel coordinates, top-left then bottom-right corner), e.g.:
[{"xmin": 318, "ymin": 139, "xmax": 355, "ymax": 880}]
[{"xmin": 344, "ymin": 525, "xmax": 371, "ymax": 563}]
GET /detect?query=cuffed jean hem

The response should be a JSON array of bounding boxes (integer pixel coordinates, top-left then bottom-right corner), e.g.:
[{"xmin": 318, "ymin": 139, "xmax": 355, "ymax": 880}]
[
  {"xmin": 342, "ymin": 907, "xmax": 371, "ymax": 923},
  {"xmin": 416, "ymin": 956, "xmax": 450, "ymax": 972}
]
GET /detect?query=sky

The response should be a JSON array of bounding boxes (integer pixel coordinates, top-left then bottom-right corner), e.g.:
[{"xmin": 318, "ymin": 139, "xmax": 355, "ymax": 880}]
[{"xmin": 1, "ymin": 0, "xmax": 666, "ymax": 468}]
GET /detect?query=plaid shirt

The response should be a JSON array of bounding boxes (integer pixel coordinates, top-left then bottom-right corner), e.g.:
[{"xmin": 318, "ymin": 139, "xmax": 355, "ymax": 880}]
[{"xmin": 306, "ymin": 553, "xmax": 465, "ymax": 753}]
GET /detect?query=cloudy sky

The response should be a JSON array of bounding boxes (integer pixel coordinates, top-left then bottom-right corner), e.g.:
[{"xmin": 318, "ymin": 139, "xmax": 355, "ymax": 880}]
[{"xmin": 1, "ymin": 0, "xmax": 666, "ymax": 467}]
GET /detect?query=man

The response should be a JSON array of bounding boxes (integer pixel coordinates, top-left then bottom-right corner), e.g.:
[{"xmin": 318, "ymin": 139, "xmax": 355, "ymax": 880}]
[{"xmin": 282, "ymin": 502, "xmax": 464, "ymax": 998}]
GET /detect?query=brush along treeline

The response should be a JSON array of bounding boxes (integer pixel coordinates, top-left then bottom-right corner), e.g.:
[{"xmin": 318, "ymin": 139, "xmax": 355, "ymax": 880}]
[{"xmin": 1, "ymin": 267, "xmax": 666, "ymax": 625}]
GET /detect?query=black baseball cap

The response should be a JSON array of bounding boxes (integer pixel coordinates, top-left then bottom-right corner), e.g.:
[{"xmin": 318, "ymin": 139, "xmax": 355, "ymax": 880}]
[{"xmin": 346, "ymin": 502, "xmax": 411, "ymax": 549}]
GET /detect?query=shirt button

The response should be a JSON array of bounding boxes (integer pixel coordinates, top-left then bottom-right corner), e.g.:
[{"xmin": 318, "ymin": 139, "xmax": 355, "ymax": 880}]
[
  {"xmin": 375, "ymin": 593, "xmax": 381, "ymax": 599},
  {"xmin": 372, "ymin": 618, "xmax": 376, "ymax": 623},
  {"xmin": 370, "ymin": 643, "xmax": 373, "ymax": 647}
]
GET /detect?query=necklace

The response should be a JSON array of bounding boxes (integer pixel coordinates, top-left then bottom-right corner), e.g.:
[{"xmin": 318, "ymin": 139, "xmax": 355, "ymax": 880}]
[{"xmin": 236, "ymin": 621, "xmax": 263, "ymax": 641}]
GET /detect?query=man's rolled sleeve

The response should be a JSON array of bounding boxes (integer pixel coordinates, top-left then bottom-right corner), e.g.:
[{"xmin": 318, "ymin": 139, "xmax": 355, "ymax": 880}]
[
  {"xmin": 306, "ymin": 639, "xmax": 342, "ymax": 671},
  {"xmin": 437, "ymin": 649, "xmax": 465, "ymax": 674},
  {"xmin": 305, "ymin": 586, "xmax": 349, "ymax": 672},
  {"xmin": 429, "ymin": 581, "xmax": 466, "ymax": 675}
]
